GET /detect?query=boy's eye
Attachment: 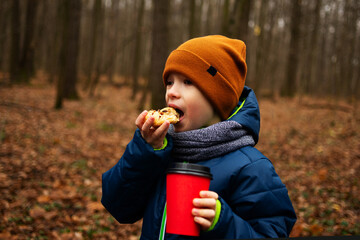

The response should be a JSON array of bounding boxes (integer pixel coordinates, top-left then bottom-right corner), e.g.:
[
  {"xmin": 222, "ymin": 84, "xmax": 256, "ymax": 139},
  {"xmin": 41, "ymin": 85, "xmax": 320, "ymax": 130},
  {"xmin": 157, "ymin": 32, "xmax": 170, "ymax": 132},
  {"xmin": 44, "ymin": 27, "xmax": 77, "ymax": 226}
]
[
  {"xmin": 184, "ymin": 79, "xmax": 192, "ymax": 85},
  {"xmin": 165, "ymin": 80, "xmax": 173, "ymax": 86}
]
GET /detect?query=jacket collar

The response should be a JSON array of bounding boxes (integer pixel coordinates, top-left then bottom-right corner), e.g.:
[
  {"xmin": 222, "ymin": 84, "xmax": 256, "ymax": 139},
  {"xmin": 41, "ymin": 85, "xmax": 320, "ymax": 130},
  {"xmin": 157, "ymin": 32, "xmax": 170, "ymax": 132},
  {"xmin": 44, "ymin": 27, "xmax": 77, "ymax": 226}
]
[{"xmin": 227, "ymin": 86, "xmax": 260, "ymax": 144}]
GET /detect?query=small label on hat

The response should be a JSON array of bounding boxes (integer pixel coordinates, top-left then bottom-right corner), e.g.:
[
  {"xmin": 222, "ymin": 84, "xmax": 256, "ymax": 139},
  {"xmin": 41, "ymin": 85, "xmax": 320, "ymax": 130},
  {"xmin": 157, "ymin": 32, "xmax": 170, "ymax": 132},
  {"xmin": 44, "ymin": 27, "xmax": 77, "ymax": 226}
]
[{"xmin": 207, "ymin": 66, "xmax": 217, "ymax": 76}]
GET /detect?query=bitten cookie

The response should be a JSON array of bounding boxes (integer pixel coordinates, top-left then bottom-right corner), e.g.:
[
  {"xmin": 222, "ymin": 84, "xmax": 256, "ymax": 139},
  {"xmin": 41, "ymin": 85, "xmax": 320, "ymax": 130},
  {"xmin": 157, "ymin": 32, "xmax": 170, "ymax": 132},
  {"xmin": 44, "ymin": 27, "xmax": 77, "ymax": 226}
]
[{"xmin": 145, "ymin": 107, "xmax": 180, "ymax": 127}]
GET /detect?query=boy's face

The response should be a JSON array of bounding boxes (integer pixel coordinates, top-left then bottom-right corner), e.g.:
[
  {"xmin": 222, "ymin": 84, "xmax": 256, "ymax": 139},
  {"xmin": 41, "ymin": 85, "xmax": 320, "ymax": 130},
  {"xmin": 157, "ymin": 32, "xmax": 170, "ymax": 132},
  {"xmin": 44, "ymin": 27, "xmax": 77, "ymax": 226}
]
[{"xmin": 165, "ymin": 72, "xmax": 216, "ymax": 132}]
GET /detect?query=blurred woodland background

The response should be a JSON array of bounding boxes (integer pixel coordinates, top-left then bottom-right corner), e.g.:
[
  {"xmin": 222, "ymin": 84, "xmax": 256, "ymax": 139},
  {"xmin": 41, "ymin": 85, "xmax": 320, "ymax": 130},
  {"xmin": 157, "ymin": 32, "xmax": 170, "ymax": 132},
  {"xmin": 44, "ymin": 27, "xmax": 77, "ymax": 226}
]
[
  {"xmin": 1, "ymin": 0, "xmax": 360, "ymax": 239},
  {"xmin": 1, "ymin": 0, "xmax": 359, "ymax": 107}
]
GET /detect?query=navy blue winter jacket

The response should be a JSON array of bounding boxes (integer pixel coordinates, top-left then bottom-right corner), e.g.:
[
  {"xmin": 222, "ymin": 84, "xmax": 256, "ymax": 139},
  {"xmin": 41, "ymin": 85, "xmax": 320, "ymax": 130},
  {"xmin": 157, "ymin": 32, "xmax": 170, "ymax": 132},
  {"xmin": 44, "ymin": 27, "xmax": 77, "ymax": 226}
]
[{"xmin": 102, "ymin": 86, "xmax": 297, "ymax": 239}]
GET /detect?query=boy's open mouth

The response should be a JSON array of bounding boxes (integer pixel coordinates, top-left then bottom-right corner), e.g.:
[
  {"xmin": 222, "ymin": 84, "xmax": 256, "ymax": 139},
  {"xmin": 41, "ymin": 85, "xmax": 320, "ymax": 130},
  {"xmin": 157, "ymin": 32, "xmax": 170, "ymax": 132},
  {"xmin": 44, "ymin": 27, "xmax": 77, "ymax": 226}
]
[
  {"xmin": 175, "ymin": 108, "xmax": 184, "ymax": 118},
  {"xmin": 174, "ymin": 108, "xmax": 184, "ymax": 121}
]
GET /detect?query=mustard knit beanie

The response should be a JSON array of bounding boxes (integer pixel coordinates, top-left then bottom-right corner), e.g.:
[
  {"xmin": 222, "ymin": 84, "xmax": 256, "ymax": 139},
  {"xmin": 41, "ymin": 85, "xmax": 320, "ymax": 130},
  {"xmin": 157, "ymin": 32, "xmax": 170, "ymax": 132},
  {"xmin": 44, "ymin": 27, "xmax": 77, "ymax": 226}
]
[{"xmin": 163, "ymin": 35, "xmax": 247, "ymax": 120}]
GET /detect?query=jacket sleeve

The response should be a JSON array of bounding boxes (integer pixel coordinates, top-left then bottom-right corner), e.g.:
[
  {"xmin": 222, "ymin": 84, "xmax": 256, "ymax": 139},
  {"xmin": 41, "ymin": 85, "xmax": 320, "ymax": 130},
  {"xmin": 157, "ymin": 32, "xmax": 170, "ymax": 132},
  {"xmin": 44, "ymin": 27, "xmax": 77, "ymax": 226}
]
[
  {"xmin": 202, "ymin": 158, "xmax": 297, "ymax": 239},
  {"xmin": 101, "ymin": 129, "xmax": 172, "ymax": 224}
]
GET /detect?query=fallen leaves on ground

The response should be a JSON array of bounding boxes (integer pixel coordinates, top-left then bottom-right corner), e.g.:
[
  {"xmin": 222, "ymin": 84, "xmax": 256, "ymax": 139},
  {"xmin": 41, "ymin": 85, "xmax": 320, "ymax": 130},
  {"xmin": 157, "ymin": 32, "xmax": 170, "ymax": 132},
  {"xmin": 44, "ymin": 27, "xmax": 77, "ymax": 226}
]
[
  {"xmin": 1, "ymin": 79, "xmax": 141, "ymax": 239},
  {"xmin": 0, "ymin": 78, "xmax": 359, "ymax": 239}
]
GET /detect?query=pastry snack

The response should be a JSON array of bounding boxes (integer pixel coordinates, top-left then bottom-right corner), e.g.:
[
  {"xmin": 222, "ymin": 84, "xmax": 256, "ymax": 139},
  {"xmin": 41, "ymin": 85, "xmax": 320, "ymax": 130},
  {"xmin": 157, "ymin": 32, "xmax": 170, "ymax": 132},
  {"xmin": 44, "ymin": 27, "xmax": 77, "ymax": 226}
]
[{"xmin": 145, "ymin": 107, "xmax": 180, "ymax": 127}]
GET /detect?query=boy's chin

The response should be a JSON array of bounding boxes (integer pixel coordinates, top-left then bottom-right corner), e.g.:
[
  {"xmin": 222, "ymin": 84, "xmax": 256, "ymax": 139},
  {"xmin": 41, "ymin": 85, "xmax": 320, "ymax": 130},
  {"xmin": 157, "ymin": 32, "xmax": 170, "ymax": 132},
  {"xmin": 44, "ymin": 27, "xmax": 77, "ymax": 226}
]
[
  {"xmin": 173, "ymin": 125, "xmax": 183, "ymax": 133},
  {"xmin": 173, "ymin": 123, "xmax": 187, "ymax": 133},
  {"xmin": 173, "ymin": 122, "xmax": 199, "ymax": 133}
]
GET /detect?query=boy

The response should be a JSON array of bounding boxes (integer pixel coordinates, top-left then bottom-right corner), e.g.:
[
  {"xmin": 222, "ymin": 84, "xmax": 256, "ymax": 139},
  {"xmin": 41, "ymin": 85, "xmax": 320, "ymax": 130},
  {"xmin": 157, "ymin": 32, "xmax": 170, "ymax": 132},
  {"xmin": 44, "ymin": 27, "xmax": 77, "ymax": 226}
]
[{"xmin": 102, "ymin": 35, "xmax": 296, "ymax": 239}]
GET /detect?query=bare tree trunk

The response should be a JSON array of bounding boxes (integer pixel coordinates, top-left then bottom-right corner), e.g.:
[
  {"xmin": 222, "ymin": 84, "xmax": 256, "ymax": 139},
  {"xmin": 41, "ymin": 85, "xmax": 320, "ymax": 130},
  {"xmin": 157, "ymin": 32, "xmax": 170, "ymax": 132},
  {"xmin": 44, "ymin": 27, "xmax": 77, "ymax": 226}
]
[
  {"xmin": 281, "ymin": 0, "xmax": 302, "ymax": 97},
  {"xmin": 9, "ymin": 0, "xmax": 20, "ymax": 83},
  {"xmin": 131, "ymin": 0, "xmax": 145, "ymax": 100},
  {"xmin": 188, "ymin": 0, "xmax": 196, "ymax": 38},
  {"xmin": 83, "ymin": 2, "xmax": 96, "ymax": 91},
  {"xmin": 221, "ymin": 0, "xmax": 230, "ymax": 36},
  {"xmin": 343, "ymin": 0, "xmax": 358, "ymax": 100},
  {"xmin": 240, "ymin": 0, "xmax": 251, "ymax": 41},
  {"xmin": 149, "ymin": 0, "xmax": 169, "ymax": 109},
  {"xmin": 253, "ymin": 1, "xmax": 267, "ymax": 93},
  {"xmin": 233, "ymin": 0, "xmax": 251, "ymax": 43},
  {"xmin": 268, "ymin": 2, "xmax": 285, "ymax": 97},
  {"xmin": 204, "ymin": 1, "xmax": 213, "ymax": 35},
  {"xmin": 332, "ymin": 1, "xmax": 343, "ymax": 98},
  {"xmin": 55, "ymin": 0, "xmax": 81, "ymax": 109},
  {"xmin": 316, "ymin": 5, "xmax": 328, "ymax": 97},
  {"xmin": 84, "ymin": 0, "xmax": 104, "ymax": 97},
  {"xmin": 105, "ymin": 0, "xmax": 120, "ymax": 84},
  {"xmin": 353, "ymin": 2, "xmax": 360, "ymax": 100},
  {"xmin": 17, "ymin": 0, "xmax": 39, "ymax": 83},
  {"xmin": 64, "ymin": 0, "xmax": 81, "ymax": 99},
  {"xmin": 47, "ymin": 0, "xmax": 61, "ymax": 84},
  {"xmin": 0, "ymin": 1, "xmax": 10, "ymax": 76},
  {"xmin": 262, "ymin": 1, "xmax": 277, "ymax": 98},
  {"xmin": 306, "ymin": 0, "xmax": 321, "ymax": 95},
  {"xmin": 138, "ymin": 77, "xmax": 150, "ymax": 111}
]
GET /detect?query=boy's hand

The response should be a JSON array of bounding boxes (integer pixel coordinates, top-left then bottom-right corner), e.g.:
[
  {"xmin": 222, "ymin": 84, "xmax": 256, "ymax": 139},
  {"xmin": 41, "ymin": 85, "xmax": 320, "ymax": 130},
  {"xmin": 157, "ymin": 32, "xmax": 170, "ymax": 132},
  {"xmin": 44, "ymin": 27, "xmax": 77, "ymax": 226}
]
[
  {"xmin": 135, "ymin": 110, "xmax": 170, "ymax": 149},
  {"xmin": 192, "ymin": 191, "xmax": 219, "ymax": 231}
]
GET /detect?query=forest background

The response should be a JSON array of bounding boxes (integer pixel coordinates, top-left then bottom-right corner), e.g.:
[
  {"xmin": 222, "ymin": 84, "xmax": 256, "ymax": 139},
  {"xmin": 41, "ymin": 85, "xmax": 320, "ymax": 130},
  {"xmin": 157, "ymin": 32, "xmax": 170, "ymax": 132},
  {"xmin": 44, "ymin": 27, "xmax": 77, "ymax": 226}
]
[{"xmin": 0, "ymin": 0, "xmax": 359, "ymax": 239}]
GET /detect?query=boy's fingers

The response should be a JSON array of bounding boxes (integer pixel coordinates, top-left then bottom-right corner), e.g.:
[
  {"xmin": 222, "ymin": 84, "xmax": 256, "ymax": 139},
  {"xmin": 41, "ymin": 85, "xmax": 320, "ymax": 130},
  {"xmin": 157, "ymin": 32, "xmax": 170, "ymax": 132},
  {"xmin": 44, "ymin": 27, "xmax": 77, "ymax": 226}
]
[
  {"xmin": 193, "ymin": 198, "xmax": 217, "ymax": 208},
  {"xmin": 192, "ymin": 208, "xmax": 215, "ymax": 219},
  {"xmin": 141, "ymin": 116, "xmax": 155, "ymax": 133},
  {"xmin": 156, "ymin": 121, "xmax": 170, "ymax": 137},
  {"xmin": 135, "ymin": 110, "xmax": 148, "ymax": 128},
  {"xmin": 199, "ymin": 190, "xmax": 218, "ymax": 200},
  {"xmin": 194, "ymin": 216, "xmax": 212, "ymax": 230},
  {"xmin": 146, "ymin": 120, "xmax": 169, "ymax": 138}
]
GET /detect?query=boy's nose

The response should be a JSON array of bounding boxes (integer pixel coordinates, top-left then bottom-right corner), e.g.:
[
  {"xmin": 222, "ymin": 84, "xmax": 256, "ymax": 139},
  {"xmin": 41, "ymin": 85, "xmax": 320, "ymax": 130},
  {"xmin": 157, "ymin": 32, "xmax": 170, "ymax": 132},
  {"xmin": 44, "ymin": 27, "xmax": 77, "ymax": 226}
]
[{"xmin": 166, "ymin": 85, "xmax": 180, "ymax": 99}]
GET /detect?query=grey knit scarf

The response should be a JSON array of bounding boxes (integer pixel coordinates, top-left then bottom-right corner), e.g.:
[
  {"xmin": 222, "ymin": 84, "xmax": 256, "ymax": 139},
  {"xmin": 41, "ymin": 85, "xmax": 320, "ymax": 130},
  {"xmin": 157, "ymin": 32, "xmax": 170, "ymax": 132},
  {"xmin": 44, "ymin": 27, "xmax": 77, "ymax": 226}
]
[{"xmin": 168, "ymin": 121, "xmax": 255, "ymax": 162}]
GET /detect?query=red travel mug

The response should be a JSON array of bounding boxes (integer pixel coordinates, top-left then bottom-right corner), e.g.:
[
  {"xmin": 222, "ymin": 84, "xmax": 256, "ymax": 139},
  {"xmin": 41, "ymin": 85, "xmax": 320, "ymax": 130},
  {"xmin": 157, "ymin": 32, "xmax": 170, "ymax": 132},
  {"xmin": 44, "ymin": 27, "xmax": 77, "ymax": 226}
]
[{"xmin": 166, "ymin": 163, "xmax": 213, "ymax": 236}]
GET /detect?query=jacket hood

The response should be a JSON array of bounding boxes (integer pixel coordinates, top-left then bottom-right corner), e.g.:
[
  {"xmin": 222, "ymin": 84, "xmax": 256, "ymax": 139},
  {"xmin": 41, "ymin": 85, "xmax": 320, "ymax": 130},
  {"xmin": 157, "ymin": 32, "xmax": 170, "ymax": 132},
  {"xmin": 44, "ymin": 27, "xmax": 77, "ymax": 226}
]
[{"xmin": 227, "ymin": 86, "xmax": 260, "ymax": 144}]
